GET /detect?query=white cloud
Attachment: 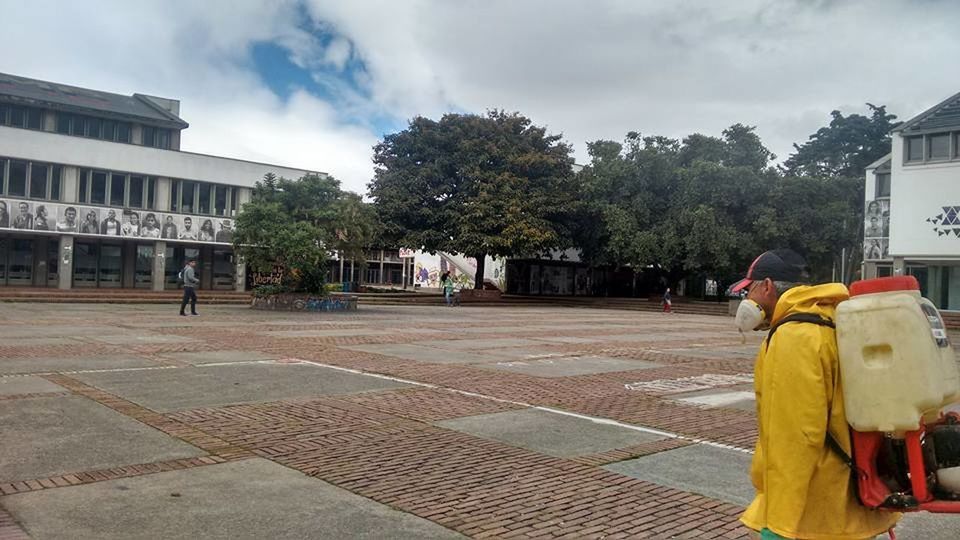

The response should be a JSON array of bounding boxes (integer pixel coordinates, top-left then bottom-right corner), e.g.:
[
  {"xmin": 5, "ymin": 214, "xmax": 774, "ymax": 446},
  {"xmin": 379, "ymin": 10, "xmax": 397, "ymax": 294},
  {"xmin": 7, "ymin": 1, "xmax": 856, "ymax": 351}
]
[{"xmin": 2, "ymin": 0, "xmax": 959, "ymax": 195}]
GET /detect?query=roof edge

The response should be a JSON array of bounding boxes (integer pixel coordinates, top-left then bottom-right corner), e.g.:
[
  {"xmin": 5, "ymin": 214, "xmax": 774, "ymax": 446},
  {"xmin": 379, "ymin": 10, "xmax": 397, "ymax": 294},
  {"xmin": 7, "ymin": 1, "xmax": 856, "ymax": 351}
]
[
  {"xmin": 864, "ymin": 153, "xmax": 892, "ymax": 171},
  {"xmin": 133, "ymin": 94, "xmax": 189, "ymax": 129},
  {"xmin": 892, "ymin": 90, "xmax": 960, "ymax": 133}
]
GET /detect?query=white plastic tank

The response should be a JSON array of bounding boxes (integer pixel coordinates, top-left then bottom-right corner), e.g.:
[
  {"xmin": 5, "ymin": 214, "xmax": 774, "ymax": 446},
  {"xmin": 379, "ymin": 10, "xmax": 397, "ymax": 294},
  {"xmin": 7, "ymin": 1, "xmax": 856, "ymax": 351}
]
[{"xmin": 836, "ymin": 276, "xmax": 960, "ymax": 432}]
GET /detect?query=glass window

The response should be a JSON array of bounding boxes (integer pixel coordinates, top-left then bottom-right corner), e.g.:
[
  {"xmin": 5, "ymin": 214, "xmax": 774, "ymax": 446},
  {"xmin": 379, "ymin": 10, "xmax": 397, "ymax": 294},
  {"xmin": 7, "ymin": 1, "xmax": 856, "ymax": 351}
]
[
  {"xmin": 71, "ymin": 116, "xmax": 86, "ymax": 136},
  {"xmin": 91, "ymin": 171, "xmax": 108, "ymax": 205},
  {"xmin": 0, "ymin": 158, "xmax": 5, "ymax": 195},
  {"xmin": 78, "ymin": 169, "xmax": 89, "ymax": 203},
  {"xmin": 27, "ymin": 108, "xmax": 42, "ymax": 130},
  {"xmin": 906, "ymin": 136, "xmax": 924, "ymax": 162},
  {"xmin": 102, "ymin": 119, "xmax": 116, "ymax": 141},
  {"xmin": 170, "ymin": 180, "xmax": 179, "ymax": 211},
  {"xmin": 156, "ymin": 128, "xmax": 171, "ymax": 149},
  {"xmin": 198, "ymin": 183, "xmax": 211, "ymax": 214},
  {"xmin": 30, "ymin": 163, "xmax": 48, "ymax": 199},
  {"xmin": 87, "ymin": 117, "xmax": 102, "ymax": 139},
  {"xmin": 147, "ymin": 177, "xmax": 156, "ymax": 209},
  {"xmin": 231, "ymin": 188, "xmax": 239, "ymax": 215},
  {"xmin": 214, "ymin": 186, "xmax": 227, "ymax": 215},
  {"xmin": 50, "ymin": 166, "xmax": 62, "ymax": 201},
  {"xmin": 8, "ymin": 160, "xmax": 27, "ymax": 197},
  {"xmin": 142, "ymin": 125, "xmax": 155, "ymax": 147},
  {"xmin": 929, "ymin": 134, "xmax": 951, "ymax": 160},
  {"xmin": 9, "ymin": 106, "xmax": 25, "ymax": 128},
  {"xmin": 109, "ymin": 173, "xmax": 126, "ymax": 206},
  {"xmin": 876, "ymin": 173, "xmax": 891, "ymax": 198},
  {"xmin": 117, "ymin": 122, "xmax": 131, "ymax": 143},
  {"xmin": 0, "ymin": 104, "xmax": 8, "ymax": 124},
  {"xmin": 180, "ymin": 181, "xmax": 195, "ymax": 213},
  {"xmin": 56, "ymin": 113, "xmax": 71, "ymax": 134},
  {"xmin": 129, "ymin": 176, "xmax": 144, "ymax": 208}
]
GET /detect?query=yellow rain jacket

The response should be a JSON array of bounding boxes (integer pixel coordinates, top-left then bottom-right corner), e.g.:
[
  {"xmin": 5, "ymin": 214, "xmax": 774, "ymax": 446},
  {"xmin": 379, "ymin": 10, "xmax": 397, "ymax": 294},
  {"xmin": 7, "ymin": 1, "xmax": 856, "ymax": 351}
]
[{"xmin": 740, "ymin": 284, "xmax": 900, "ymax": 539}]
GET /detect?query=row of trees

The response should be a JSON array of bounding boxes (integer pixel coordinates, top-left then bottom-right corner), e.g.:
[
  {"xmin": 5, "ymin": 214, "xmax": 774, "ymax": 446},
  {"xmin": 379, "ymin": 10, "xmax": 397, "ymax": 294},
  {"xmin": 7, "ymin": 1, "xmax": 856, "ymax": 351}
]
[{"xmin": 235, "ymin": 104, "xmax": 900, "ymax": 294}]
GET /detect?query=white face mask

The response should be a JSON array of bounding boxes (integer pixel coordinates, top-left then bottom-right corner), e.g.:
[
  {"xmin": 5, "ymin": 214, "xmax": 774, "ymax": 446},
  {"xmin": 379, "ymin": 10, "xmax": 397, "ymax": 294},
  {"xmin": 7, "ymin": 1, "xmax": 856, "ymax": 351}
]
[{"xmin": 735, "ymin": 299, "xmax": 767, "ymax": 334}]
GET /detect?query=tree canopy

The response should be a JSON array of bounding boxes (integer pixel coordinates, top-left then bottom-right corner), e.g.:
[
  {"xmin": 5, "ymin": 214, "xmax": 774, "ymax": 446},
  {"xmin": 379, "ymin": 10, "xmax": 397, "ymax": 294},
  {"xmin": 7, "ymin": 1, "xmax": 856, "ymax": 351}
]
[
  {"xmin": 369, "ymin": 110, "xmax": 577, "ymax": 288},
  {"xmin": 234, "ymin": 173, "xmax": 379, "ymax": 293}
]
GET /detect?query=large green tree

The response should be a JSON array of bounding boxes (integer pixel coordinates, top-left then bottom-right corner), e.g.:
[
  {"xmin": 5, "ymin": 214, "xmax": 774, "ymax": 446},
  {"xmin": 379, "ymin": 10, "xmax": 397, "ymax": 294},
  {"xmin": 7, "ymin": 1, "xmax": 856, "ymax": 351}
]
[
  {"xmin": 234, "ymin": 173, "xmax": 379, "ymax": 293},
  {"xmin": 370, "ymin": 110, "xmax": 577, "ymax": 289}
]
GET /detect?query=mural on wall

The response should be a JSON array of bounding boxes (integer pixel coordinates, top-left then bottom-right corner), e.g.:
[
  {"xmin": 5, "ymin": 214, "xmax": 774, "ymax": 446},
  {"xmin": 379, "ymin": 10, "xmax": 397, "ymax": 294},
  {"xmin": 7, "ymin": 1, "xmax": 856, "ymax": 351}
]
[
  {"xmin": 926, "ymin": 206, "xmax": 960, "ymax": 238},
  {"xmin": 413, "ymin": 252, "xmax": 505, "ymax": 289},
  {"xmin": 0, "ymin": 198, "xmax": 234, "ymax": 244},
  {"xmin": 863, "ymin": 198, "xmax": 890, "ymax": 261}
]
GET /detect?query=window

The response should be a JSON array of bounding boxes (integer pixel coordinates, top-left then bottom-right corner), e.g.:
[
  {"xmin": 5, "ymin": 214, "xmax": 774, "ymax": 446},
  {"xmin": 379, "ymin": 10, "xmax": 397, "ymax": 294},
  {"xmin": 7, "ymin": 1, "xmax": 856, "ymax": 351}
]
[
  {"xmin": 87, "ymin": 117, "xmax": 103, "ymax": 139},
  {"xmin": 56, "ymin": 114, "xmax": 71, "ymax": 134},
  {"xmin": 50, "ymin": 166, "xmax": 62, "ymax": 201},
  {"xmin": 198, "ymin": 183, "xmax": 211, "ymax": 214},
  {"xmin": 147, "ymin": 177, "xmax": 156, "ymax": 209},
  {"xmin": 103, "ymin": 120, "xmax": 116, "ymax": 141},
  {"xmin": 142, "ymin": 125, "xmax": 155, "ymax": 147},
  {"xmin": 109, "ymin": 173, "xmax": 126, "ymax": 206},
  {"xmin": 906, "ymin": 136, "xmax": 924, "ymax": 162},
  {"xmin": 214, "ymin": 185, "xmax": 227, "ymax": 216},
  {"xmin": 929, "ymin": 134, "xmax": 950, "ymax": 160},
  {"xmin": 141, "ymin": 126, "xmax": 172, "ymax": 149},
  {"xmin": 231, "ymin": 188, "xmax": 239, "ymax": 215},
  {"xmin": 117, "ymin": 122, "xmax": 131, "ymax": 143},
  {"xmin": 180, "ymin": 181, "xmax": 196, "ymax": 213},
  {"xmin": 129, "ymin": 176, "xmax": 144, "ymax": 208},
  {"xmin": 91, "ymin": 171, "xmax": 108, "ymax": 205},
  {"xmin": 55, "ymin": 113, "xmax": 132, "ymax": 142},
  {"xmin": 0, "ymin": 105, "xmax": 42, "ymax": 131},
  {"xmin": 78, "ymin": 169, "xmax": 89, "ymax": 203},
  {"xmin": 8, "ymin": 161, "xmax": 27, "ymax": 197},
  {"xmin": 71, "ymin": 115, "xmax": 86, "ymax": 137},
  {"xmin": 875, "ymin": 173, "xmax": 891, "ymax": 198},
  {"xmin": 156, "ymin": 128, "xmax": 171, "ymax": 149},
  {"xmin": 30, "ymin": 164, "xmax": 48, "ymax": 199},
  {"xmin": 170, "ymin": 180, "xmax": 179, "ymax": 211}
]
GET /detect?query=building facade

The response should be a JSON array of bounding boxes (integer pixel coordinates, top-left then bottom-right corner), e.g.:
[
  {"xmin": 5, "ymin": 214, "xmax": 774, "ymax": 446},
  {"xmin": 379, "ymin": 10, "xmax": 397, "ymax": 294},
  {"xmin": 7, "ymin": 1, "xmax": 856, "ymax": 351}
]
[
  {"xmin": 863, "ymin": 90, "xmax": 960, "ymax": 310},
  {"xmin": 0, "ymin": 72, "xmax": 316, "ymax": 291}
]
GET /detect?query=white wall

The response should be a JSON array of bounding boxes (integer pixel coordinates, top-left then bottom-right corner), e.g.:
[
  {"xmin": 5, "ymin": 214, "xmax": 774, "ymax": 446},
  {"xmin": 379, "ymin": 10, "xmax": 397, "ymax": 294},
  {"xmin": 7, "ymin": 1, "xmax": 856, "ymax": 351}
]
[
  {"xmin": 0, "ymin": 126, "xmax": 319, "ymax": 188},
  {"xmin": 888, "ymin": 133, "xmax": 960, "ymax": 259}
]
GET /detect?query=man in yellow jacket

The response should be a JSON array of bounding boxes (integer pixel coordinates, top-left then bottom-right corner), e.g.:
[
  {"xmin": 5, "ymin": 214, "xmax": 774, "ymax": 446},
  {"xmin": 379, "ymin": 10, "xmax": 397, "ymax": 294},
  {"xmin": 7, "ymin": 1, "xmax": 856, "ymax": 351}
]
[{"xmin": 730, "ymin": 249, "xmax": 900, "ymax": 540}]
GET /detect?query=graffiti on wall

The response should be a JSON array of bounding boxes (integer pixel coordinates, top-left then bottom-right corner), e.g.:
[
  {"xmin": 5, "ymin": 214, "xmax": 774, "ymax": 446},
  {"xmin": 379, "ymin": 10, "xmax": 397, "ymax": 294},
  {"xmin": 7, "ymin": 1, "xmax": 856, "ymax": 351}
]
[{"xmin": 251, "ymin": 294, "xmax": 358, "ymax": 312}]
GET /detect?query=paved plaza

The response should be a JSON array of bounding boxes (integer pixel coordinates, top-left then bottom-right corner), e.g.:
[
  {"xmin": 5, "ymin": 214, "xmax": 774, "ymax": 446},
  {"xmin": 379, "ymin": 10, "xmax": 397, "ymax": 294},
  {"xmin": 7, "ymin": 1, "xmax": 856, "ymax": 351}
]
[{"xmin": 0, "ymin": 302, "xmax": 957, "ymax": 539}]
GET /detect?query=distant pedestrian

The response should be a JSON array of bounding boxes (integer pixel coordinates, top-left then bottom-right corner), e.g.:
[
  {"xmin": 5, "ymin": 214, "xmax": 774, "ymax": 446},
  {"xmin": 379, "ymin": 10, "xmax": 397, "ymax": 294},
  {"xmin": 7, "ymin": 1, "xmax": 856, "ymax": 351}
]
[
  {"xmin": 662, "ymin": 287, "xmax": 672, "ymax": 313},
  {"xmin": 179, "ymin": 259, "xmax": 200, "ymax": 316},
  {"xmin": 440, "ymin": 271, "xmax": 454, "ymax": 307}
]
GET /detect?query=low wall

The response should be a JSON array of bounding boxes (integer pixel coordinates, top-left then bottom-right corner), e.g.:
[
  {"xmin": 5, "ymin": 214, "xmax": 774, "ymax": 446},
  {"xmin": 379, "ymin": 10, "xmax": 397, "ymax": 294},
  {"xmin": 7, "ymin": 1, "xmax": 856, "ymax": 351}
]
[
  {"xmin": 251, "ymin": 293, "xmax": 358, "ymax": 312},
  {"xmin": 459, "ymin": 289, "xmax": 502, "ymax": 302}
]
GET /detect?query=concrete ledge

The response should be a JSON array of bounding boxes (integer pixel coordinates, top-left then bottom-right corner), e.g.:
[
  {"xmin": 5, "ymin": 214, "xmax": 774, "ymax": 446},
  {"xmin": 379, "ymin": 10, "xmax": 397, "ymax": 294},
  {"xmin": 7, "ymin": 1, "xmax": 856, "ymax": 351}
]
[{"xmin": 250, "ymin": 293, "xmax": 358, "ymax": 312}]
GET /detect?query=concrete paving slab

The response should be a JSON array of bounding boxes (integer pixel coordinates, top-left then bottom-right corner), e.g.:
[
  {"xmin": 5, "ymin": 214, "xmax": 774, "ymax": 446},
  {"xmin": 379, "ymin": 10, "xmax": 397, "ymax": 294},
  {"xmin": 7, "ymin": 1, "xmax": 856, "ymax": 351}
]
[
  {"xmin": 435, "ymin": 408, "xmax": 665, "ymax": 457},
  {"xmin": 91, "ymin": 334, "xmax": 197, "ymax": 345},
  {"xmin": 0, "ymin": 355, "xmax": 168, "ymax": 375},
  {"xmin": 1, "ymin": 458, "xmax": 463, "ymax": 540},
  {"xmin": 163, "ymin": 350, "xmax": 276, "ymax": 365},
  {"xmin": 532, "ymin": 336, "xmax": 604, "ymax": 344},
  {"xmin": 340, "ymin": 343, "xmax": 505, "ymax": 364},
  {"xmin": 0, "ymin": 337, "xmax": 79, "ymax": 346},
  {"xmin": 0, "ymin": 375, "xmax": 65, "ymax": 396},
  {"xmin": 412, "ymin": 337, "xmax": 545, "ymax": 350},
  {"xmin": 0, "ymin": 396, "xmax": 204, "ymax": 483},
  {"xmin": 604, "ymin": 443, "xmax": 754, "ymax": 506},
  {"xmin": 72, "ymin": 363, "xmax": 411, "ymax": 412},
  {"xmin": 674, "ymin": 390, "xmax": 755, "ymax": 408},
  {"xmin": 264, "ymin": 329, "xmax": 394, "ymax": 338},
  {"xmin": 0, "ymin": 326, "xmax": 128, "ymax": 339},
  {"xmin": 480, "ymin": 356, "xmax": 662, "ymax": 378},
  {"xmin": 602, "ymin": 333, "xmax": 690, "ymax": 343}
]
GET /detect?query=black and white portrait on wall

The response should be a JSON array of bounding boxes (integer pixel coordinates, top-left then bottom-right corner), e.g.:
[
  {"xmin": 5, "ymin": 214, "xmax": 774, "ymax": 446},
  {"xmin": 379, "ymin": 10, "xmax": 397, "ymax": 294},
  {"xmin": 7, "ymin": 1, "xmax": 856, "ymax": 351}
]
[
  {"xmin": 140, "ymin": 212, "xmax": 161, "ymax": 238},
  {"xmin": 161, "ymin": 214, "xmax": 178, "ymax": 239},
  {"xmin": 55, "ymin": 206, "xmax": 79, "ymax": 232},
  {"xmin": 12, "ymin": 201, "xmax": 32, "ymax": 230},
  {"xmin": 178, "ymin": 215, "xmax": 198, "ymax": 240},
  {"xmin": 197, "ymin": 217, "xmax": 216, "ymax": 242},
  {"xmin": 34, "ymin": 204, "xmax": 53, "ymax": 231},
  {"xmin": 121, "ymin": 210, "xmax": 140, "ymax": 237},
  {"xmin": 215, "ymin": 218, "xmax": 233, "ymax": 243},
  {"xmin": 0, "ymin": 200, "xmax": 8, "ymax": 228},
  {"xmin": 100, "ymin": 208, "xmax": 121, "ymax": 236},
  {"xmin": 864, "ymin": 239, "xmax": 888, "ymax": 261},
  {"xmin": 80, "ymin": 208, "xmax": 100, "ymax": 235}
]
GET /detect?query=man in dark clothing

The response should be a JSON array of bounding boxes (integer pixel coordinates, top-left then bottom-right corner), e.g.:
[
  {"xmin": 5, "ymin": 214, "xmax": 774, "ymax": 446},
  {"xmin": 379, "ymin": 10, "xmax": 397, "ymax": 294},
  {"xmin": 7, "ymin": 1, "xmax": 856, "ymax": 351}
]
[{"xmin": 180, "ymin": 259, "xmax": 200, "ymax": 316}]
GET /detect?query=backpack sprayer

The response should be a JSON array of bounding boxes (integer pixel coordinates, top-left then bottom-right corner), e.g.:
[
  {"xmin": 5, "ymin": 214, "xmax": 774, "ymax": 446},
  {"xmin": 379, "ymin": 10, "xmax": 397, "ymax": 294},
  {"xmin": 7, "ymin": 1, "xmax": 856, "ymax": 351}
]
[{"xmin": 836, "ymin": 276, "xmax": 960, "ymax": 512}]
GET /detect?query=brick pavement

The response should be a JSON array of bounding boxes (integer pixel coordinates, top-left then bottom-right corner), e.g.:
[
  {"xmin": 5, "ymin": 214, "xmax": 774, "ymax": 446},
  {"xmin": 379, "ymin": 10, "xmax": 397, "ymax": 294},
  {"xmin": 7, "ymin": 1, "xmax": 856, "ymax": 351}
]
[{"xmin": 0, "ymin": 303, "xmax": 790, "ymax": 538}]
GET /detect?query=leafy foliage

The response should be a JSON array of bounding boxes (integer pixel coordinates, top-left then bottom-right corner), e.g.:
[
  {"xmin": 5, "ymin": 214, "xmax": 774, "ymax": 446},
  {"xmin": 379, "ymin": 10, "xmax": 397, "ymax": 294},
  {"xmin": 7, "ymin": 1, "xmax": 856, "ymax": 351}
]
[{"xmin": 370, "ymin": 110, "xmax": 576, "ymax": 288}]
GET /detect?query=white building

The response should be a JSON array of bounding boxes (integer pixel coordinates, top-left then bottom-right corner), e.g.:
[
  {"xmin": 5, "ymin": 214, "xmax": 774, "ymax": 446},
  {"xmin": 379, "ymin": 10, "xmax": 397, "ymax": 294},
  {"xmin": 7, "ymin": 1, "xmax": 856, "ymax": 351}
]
[
  {"xmin": 0, "ymin": 72, "xmax": 317, "ymax": 291},
  {"xmin": 864, "ymin": 90, "xmax": 960, "ymax": 309}
]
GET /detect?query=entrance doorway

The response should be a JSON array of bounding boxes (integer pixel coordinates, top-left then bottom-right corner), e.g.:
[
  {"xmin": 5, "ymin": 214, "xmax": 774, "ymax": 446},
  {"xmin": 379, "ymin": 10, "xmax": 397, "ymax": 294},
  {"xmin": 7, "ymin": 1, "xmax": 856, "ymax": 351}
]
[
  {"xmin": 73, "ymin": 240, "xmax": 124, "ymax": 288},
  {"xmin": 0, "ymin": 236, "xmax": 56, "ymax": 287}
]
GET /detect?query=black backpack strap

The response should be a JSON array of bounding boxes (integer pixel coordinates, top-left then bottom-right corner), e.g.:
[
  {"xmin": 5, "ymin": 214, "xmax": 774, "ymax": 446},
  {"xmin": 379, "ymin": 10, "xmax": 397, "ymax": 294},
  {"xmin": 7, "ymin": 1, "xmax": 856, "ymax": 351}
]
[{"xmin": 765, "ymin": 313, "xmax": 835, "ymax": 347}]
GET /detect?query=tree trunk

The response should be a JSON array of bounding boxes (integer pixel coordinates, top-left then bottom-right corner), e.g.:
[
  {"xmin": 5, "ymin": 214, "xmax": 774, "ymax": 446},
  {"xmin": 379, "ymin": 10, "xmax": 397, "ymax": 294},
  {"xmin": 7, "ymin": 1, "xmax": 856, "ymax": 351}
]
[{"xmin": 473, "ymin": 254, "xmax": 486, "ymax": 290}]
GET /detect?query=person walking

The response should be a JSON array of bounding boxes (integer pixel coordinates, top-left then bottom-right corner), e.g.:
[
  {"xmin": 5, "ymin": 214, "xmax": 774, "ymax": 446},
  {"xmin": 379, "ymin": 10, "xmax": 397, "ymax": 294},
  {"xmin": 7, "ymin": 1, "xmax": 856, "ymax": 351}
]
[
  {"xmin": 731, "ymin": 249, "xmax": 900, "ymax": 540},
  {"xmin": 440, "ymin": 271, "xmax": 454, "ymax": 307},
  {"xmin": 662, "ymin": 287, "xmax": 672, "ymax": 313},
  {"xmin": 179, "ymin": 259, "xmax": 200, "ymax": 316}
]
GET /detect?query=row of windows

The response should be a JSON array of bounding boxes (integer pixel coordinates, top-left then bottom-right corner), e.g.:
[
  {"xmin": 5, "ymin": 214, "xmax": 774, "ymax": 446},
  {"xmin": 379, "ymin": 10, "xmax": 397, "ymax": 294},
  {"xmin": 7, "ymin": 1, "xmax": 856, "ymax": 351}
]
[
  {"xmin": 0, "ymin": 104, "xmax": 43, "ymax": 131},
  {"xmin": 142, "ymin": 126, "xmax": 172, "ymax": 149},
  {"xmin": 875, "ymin": 172, "xmax": 891, "ymax": 198},
  {"xmin": 56, "ymin": 113, "xmax": 132, "ymax": 143},
  {"xmin": 170, "ymin": 180, "xmax": 239, "ymax": 216},
  {"xmin": 905, "ymin": 133, "xmax": 960, "ymax": 163},
  {"xmin": 78, "ymin": 169, "xmax": 156, "ymax": 210},
  {"xmin": 0, "ymin": 159, "xmax": 62, "ymax": 200}
]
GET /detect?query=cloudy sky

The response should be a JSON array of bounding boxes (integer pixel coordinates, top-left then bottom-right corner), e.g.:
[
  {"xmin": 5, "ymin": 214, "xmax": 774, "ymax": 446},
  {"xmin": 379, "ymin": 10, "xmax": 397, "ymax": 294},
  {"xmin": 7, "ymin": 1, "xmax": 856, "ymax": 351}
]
[{"xmin": 2, "ymin": 0, "xmax": 958, "ymax": 194}]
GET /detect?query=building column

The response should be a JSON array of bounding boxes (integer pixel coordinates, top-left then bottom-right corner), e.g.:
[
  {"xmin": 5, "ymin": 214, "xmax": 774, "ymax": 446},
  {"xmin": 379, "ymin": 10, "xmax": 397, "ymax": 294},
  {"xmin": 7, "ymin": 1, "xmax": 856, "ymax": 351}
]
[
  {"xmin": 862, "ymin": 262, "xmax": 878, "ymax": 280},
  {"xmin": 58, "ymin": 236, "xmax": 74, "ymax": 290},
  {"xmin": 156, "ymin": 178, "xmax": 172, "ymax": 211},
  {"xmin": 893, "ymin": 257, "xmax": 906, "ymax": 276},
  {"xmin": 153, "ymin": 241, "xmax": 166, "ymax": 291},
  {"xmin": 235, "ymin": 256, "xmax": 247, "ymax": 293},
  {"xmin": 379, "ymin": 250, "xmax": 385, "ymax": 285}
]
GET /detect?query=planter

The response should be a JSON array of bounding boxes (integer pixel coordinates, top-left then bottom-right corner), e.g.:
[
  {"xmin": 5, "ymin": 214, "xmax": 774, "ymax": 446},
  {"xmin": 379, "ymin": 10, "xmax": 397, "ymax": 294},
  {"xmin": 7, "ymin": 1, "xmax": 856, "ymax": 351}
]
[
  {"xmin": 251, "ymin": 293, "xmax": 359, "ymax": 312},
  {"xmin": 458, "ymin": 289, "xmax": 502, "ymax": 302}
]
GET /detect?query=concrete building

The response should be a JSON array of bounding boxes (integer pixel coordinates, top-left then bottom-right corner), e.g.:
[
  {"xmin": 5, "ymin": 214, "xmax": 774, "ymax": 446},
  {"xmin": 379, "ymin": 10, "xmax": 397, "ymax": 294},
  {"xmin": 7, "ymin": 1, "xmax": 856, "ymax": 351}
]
[
  {"xmin": 0, "ymin": 72, "xmax": 317, "ymax": 291},
  {"xmin": 863, "ymin": 90, "xmax": 960, "ymax": 309}
]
